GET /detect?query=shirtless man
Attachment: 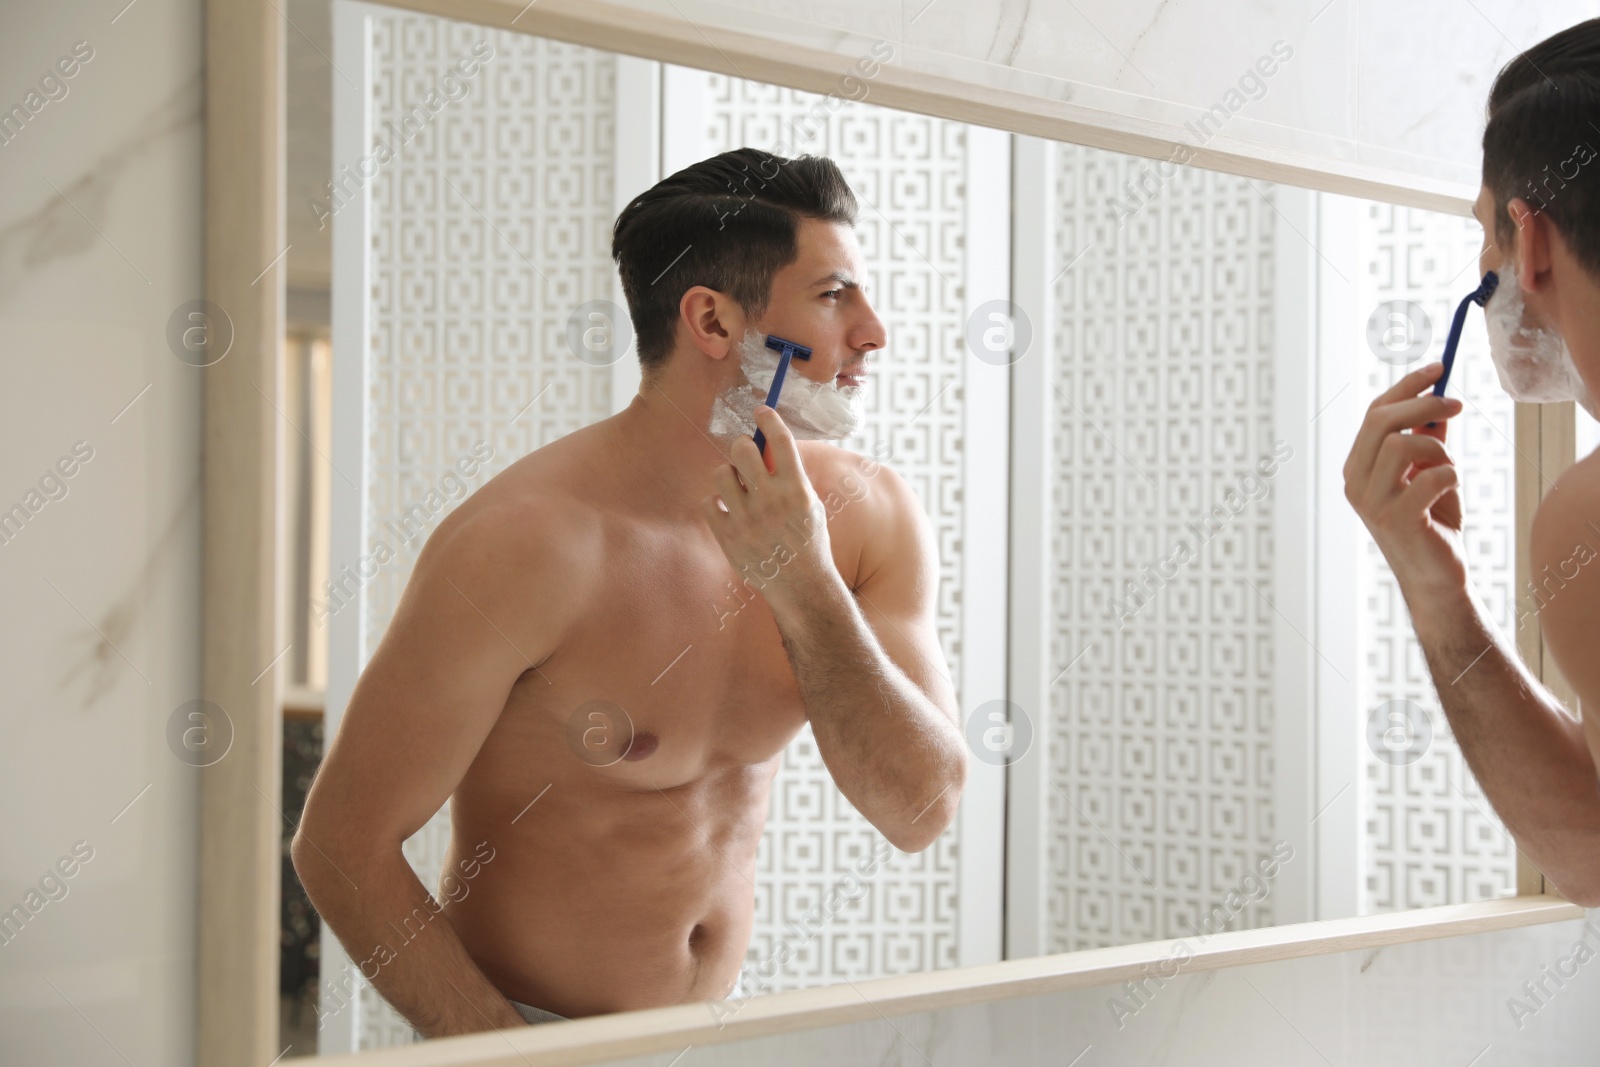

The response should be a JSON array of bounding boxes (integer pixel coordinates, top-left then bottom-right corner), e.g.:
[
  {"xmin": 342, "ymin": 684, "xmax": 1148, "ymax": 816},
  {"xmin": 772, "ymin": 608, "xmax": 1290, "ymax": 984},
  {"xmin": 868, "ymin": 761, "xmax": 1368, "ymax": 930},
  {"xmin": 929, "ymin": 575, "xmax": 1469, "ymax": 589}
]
[
  {"xmin": 291, "ymin": 148, "xmax": 969, "ymax": 1038},
  {"xmin": 1342, "ymin": 19, "xmax": 1600, "ymax": 904}
]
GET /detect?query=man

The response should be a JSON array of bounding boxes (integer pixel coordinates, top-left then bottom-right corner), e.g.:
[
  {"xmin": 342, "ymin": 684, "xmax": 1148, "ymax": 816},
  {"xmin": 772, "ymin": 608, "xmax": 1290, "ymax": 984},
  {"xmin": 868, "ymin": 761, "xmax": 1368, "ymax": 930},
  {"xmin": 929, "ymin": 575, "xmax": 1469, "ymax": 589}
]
[
  {"xmin": 292, "ymin": 148, "xmax": 968, "ymax": 1038},
  {"xmin": 1343, "ymin": 19, "xmax": 1600, "ymax": 904}
]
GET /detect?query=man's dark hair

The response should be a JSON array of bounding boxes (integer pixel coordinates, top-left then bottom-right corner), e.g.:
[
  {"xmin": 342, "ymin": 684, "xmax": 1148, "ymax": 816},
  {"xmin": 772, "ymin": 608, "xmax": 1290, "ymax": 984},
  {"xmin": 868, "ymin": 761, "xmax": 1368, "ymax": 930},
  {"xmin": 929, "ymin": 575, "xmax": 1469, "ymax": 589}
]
[
  {"xmin": 611, "ymin": 148, "xmax": 857, "ymax": 372},
  {"xmin": 1482, "ymin": 18, "xmax": 1600, "ymax": 277}
]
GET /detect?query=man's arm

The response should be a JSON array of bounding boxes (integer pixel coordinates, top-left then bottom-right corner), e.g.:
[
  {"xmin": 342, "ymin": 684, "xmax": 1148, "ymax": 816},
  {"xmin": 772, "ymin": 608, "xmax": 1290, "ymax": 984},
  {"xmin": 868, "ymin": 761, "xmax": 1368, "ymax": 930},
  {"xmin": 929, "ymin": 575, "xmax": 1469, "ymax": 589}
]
[
  {"xmin": 703, "ymin": 407, "xmax": 967, "ymax": 853},
  {"xmin": 1406, "ymin": 582, "xmax": 1600, "ymax": 904},
  {"xmin": 1344, "ymin": 364, "xmax": 1600, "ymax": 904},
  {"xmin": 292, "ymin": 503, "xmax": 579, "ymax": 1036}
]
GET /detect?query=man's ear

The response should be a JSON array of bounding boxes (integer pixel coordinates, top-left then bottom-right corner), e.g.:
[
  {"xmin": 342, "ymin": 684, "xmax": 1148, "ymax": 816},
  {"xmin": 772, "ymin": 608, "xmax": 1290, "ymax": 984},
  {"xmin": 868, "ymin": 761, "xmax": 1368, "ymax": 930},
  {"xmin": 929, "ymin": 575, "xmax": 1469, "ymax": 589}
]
[
  {"xmin": 1507, "ymin": 196, "xmax": 1554, "ymax": 290},
  {"xmin": 678, "ymin": 286, "xmax": 745, "ymax": 363}
]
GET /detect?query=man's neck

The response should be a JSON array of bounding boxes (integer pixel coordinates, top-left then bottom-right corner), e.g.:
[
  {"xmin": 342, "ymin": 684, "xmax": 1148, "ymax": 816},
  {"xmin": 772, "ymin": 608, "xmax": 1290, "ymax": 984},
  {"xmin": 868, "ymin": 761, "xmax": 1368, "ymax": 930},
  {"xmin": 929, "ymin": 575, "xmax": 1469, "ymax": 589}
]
[
  {"xmin": 1565, "ymin": 280, "xmax": 1600, "ymax": 407},
  {"xmin": 606, "ymin": 372, "xmax": 741, "ymax": 520}
]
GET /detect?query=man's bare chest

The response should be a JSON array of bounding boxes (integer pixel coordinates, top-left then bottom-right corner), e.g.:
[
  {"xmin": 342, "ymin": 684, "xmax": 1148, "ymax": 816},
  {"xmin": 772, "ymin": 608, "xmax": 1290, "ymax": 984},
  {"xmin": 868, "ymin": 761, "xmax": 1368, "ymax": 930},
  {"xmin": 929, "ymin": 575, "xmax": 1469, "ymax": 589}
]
[{"xmin": 490, "ymin": 535, "xmax": 823, "ymax": 788}]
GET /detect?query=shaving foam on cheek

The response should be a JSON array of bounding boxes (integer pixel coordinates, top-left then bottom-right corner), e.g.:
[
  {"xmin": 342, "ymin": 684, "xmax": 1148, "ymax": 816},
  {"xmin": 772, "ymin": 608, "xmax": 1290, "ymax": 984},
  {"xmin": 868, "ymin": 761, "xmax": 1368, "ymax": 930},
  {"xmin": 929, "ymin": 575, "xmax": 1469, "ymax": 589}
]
[
  {"xmin": 708, "ymin": 328, "xmax": 864, "ymax": 441},
  {"xmin": 1484, "ymin": 262, "xmax": 1599, "ymax": 418}
]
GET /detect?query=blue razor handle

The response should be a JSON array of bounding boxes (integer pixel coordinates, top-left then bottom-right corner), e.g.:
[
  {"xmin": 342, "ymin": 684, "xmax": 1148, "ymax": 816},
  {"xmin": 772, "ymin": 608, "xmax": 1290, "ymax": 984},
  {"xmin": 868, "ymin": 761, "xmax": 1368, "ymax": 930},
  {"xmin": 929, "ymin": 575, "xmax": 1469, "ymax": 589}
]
[
  {"xmin": 751, "ymin": 334, "xmax": 812, "ymax": 457},
  {"xmin": 1427, "ymin": 270, "xmax": 1499, "ymax": 428}
]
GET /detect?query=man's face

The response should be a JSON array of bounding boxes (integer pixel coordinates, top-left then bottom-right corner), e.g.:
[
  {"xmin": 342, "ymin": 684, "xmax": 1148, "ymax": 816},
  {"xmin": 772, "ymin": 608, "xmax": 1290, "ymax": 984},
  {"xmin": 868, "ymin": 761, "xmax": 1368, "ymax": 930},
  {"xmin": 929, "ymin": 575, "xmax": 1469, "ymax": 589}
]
[{"xmin": 752, "ymin": 218, "xmax": 886, "ymax": 389}]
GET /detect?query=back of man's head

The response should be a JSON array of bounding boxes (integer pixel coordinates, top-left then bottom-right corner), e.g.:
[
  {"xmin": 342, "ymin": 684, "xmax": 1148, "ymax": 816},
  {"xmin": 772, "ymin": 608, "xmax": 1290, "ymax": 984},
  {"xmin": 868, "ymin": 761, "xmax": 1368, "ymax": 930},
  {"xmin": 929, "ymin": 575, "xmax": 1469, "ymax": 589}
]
[
  {"xmin": 611, "ymin": 148, "xmax": 857, "ymax": 377},
  {"xmin": 1482, "ymin": 19, "xmax": 1600, "ymax": 277}
]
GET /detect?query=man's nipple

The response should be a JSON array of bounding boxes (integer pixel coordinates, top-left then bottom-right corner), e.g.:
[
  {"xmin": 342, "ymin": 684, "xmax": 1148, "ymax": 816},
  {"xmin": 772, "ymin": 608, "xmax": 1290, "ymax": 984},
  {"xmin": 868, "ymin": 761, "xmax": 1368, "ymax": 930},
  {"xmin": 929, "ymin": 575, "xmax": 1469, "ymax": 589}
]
[{"xmin": 622, "ymin": 731, "xmax": 660, "ymax": 761}]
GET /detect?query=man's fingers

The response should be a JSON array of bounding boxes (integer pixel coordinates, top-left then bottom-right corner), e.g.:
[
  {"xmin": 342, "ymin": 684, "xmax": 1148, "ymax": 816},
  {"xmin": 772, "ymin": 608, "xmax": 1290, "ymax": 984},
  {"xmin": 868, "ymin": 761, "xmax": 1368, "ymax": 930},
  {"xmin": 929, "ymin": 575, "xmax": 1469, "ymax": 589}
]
[
  {"xmin": 1396, "ymin": 462, "xmax": 1458, "ymax": 517},
  {"xmin": 1348, "ymin": 393, "xmax": 1460, "ymax": 489},
  {"xmin": 711, "ymin": 464, "xmax": 746, "ymax": 503},
  {"xmin": 727, "ymin": 434, "xmax": 768, "ymax": 490},
  {"xmin": 1414, "ymin": 419, "xmax": 1449, "ymax": 446},
  {"xmin": 1368, "ymin": 361, "xmax": 1445, "ymax": 410},
  {"xmin": 752, "ymin": 405, "xmax": 799, "ymax": 477},
  {"xmin": 1368, "ymin": 432, "xmax": 1452, "ymax": 501},
  {"xmin": 1372, "ymin": 394, "xmax": 1461, "ymax": 438}
]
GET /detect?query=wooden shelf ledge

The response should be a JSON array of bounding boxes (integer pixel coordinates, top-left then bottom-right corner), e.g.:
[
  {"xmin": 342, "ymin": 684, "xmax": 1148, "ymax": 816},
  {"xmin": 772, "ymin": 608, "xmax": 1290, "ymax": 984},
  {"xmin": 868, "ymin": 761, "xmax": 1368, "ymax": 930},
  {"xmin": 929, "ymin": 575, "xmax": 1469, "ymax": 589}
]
[{"xmin": 318, "ymin": 894, "xmax": 1583, "ymax": 1067}]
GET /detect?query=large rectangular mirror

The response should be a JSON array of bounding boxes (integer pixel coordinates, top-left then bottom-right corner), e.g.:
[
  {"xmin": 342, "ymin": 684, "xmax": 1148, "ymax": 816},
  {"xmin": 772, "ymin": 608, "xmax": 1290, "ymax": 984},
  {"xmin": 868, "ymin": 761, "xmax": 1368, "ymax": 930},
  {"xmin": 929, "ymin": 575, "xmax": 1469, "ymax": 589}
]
[{"xmin": 268, "ymin": 0, "xmax": 1599, "ymax": 1056}]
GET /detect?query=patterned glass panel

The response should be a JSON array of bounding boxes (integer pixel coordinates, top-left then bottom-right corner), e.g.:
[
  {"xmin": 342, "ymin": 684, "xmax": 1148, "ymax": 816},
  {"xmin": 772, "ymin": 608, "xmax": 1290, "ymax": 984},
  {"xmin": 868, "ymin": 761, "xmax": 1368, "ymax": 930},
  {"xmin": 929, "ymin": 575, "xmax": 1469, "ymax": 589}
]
[{"xmin": 1046, "ymin": 144, "xmax": 1280, "ymax": 951}]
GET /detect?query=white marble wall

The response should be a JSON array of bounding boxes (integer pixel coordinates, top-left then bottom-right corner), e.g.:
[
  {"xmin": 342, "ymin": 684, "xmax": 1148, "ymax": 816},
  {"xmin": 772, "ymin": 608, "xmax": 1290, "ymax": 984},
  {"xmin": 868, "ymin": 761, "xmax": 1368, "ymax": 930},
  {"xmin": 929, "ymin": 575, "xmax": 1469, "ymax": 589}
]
[
  {"xmin": 0, "ymin": 0, "xmax": 202, "ymax": 1064},
  {"xmin": 598, "ymin": 0, "xmax": 1596, "ymax": 191}
]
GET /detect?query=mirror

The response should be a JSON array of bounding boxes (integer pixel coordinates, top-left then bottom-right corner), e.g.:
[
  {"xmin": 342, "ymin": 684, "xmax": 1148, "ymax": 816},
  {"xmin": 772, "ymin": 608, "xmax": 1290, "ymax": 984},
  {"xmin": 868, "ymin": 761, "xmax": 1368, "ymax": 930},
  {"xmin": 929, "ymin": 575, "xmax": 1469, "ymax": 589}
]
[{"xmin": 274, "ymin": 0, "xmax": 1595, "ymax": 1055}]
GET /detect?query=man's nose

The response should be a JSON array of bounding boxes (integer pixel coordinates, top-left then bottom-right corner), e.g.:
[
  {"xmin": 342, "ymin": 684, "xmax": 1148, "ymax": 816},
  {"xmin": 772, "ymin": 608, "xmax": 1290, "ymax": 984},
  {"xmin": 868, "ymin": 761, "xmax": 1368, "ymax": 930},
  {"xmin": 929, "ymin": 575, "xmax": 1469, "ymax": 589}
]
[{"xmin": 853, "ymin": 302, "xmax": 888, "ymax": 353}]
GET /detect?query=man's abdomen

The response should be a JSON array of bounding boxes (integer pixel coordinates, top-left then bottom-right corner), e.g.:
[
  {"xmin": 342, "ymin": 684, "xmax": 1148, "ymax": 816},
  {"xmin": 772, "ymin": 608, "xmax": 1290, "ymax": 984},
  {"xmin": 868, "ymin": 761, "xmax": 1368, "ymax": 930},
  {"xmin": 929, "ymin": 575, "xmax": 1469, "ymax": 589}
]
[{"xmin": 439, "ymin": 765, "xmax": 772, "ymax": 1018}]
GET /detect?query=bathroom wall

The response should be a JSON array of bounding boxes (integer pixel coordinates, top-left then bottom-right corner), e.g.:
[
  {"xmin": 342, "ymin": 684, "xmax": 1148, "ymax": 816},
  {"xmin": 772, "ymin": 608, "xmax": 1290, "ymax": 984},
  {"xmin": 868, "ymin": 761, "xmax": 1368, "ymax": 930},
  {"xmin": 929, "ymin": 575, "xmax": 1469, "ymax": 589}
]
[{"xmin": 0, "ymin": 0, "xmax": 203, "ymax": 1065}]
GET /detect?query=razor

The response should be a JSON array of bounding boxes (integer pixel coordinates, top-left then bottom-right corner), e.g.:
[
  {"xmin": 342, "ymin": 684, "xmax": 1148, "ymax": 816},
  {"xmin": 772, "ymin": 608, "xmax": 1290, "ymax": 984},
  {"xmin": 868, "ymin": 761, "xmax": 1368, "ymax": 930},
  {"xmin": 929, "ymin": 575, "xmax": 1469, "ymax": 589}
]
[
  {"xmin": 1426, "ymin": 270, "xmax": 1499, "ymax": 428},
  {"xmin": 751, "ymin": 334, "xmax": 812, "ymax": 457}
]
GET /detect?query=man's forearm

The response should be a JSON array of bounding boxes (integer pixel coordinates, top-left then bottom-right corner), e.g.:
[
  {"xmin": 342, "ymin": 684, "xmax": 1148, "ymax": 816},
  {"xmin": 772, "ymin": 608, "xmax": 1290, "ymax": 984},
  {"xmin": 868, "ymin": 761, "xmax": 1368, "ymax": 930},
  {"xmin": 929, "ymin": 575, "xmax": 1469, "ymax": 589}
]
[
  {"xmin": 293, "ymin": 840, "xmax": 525, "ymax": 1038},
  {"xmin": 1404, "ymin": 579, "xmax": 1600, "ymax": 903},
  {"xmin": 769, "ymin": 572, "xmax": 966, "ymax": 852}
]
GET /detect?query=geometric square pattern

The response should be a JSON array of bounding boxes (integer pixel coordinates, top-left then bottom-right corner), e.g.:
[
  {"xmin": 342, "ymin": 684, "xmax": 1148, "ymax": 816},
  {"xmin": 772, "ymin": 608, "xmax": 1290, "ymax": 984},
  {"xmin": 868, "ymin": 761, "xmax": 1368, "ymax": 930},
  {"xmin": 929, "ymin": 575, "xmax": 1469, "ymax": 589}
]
[{"xmin": 1045, "ymin": 144, "xmax": 1280, "ymax": 950}]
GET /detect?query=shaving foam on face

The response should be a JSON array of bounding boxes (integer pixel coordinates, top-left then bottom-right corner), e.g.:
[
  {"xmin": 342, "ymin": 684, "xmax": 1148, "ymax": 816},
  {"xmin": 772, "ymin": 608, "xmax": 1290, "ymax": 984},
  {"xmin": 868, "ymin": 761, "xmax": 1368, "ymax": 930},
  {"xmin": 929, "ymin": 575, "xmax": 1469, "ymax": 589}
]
[
  {"xmin": 708, "ymin": 328, "xmax": 864, "ymax": 441},
  {"xmin": 1484, "ymin": 262, "xmax": 1599, "ymax": 419}
]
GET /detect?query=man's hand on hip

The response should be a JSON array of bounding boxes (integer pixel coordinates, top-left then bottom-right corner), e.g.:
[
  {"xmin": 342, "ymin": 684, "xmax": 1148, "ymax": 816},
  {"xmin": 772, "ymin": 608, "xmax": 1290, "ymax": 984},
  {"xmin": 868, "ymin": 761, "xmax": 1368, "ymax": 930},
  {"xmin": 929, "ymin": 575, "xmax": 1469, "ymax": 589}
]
[{"xmin": 1342, "ymin": 361, "xmax": 1468, "ymax": 600}]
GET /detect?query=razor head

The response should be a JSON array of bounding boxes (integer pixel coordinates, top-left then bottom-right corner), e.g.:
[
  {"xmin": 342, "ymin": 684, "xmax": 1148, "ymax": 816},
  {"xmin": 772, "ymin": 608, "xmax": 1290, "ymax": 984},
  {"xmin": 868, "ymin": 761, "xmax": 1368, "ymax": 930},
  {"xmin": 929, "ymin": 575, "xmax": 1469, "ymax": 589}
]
[
  {"xmin": 1474, "ymin": 270, "xmax": 1499, "ymax": 306},
  {"xmin": 765, "ymin": 334, "xmax": 813, "ymax": 362}
]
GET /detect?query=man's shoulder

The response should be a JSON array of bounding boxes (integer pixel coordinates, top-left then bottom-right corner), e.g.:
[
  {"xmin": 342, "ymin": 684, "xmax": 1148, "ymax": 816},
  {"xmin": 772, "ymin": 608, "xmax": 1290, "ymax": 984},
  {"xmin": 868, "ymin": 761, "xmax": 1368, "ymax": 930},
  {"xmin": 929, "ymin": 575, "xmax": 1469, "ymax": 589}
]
[
  {"xmin": 375, "ymin": 452, "xmax": 605, "ymax": 670},
  {"xmin": 1529, "ymin": 448, "xmax": 1600, "ymax": 705},
  {"xmin": 419, "ymin": 459, "xmax": 604, "ymax": 593},
  {"xmin": 797, "ymin": 443, "xmax": 930, "ymax": 589},
  {"xmin": 798, "ymin": 441, "xmax": 910, "ymax": 510},
  {"xmin": 1532, "ymin": 447, "xmax": 1600, "ymax": 560}
]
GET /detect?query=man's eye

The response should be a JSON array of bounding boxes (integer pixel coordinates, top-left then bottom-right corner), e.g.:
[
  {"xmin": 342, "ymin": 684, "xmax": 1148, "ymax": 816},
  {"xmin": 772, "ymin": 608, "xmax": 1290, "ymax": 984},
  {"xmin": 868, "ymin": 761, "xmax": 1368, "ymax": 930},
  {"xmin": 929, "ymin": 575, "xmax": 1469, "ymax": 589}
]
[{"xmin": 822, "ymin": 289, "xmax": 841, "ymax": 299}]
